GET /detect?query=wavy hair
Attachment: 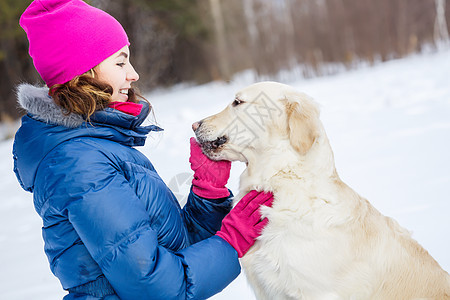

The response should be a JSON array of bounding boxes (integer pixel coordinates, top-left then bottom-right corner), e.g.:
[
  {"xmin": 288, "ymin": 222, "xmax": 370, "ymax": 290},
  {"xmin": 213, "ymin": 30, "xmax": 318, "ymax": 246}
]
[{"xmin": 48, "ymin": 70, "xmax": 144, "ymax": 121}]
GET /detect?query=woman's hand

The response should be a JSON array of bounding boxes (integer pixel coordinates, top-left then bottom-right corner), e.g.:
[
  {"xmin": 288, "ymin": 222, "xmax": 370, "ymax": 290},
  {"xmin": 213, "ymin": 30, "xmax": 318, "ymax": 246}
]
[
  {"xmin": 216, "ymin": 190, "xmax": 274, "ymax": 257},
  {"xmin": 189, "ymin": 137, "xmax": 231, "ymax": 199}
]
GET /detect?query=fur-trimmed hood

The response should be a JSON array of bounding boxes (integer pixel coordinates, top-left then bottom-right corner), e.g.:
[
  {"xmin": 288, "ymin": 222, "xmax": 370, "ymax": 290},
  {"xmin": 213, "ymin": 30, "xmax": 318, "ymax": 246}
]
[
  {"xmin": 13, "ymin": 83, "xmax": 161, "ymax": 192},
  {"xmin": 16, "ymin": 83, "xmax": 85, "ymax": 128}
]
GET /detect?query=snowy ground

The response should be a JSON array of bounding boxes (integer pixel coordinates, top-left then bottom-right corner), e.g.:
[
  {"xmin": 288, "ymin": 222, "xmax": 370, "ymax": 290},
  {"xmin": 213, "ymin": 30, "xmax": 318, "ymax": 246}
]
[{"xmin": 0, "ymin": 49, "xmax": 449, "ymax": 299}]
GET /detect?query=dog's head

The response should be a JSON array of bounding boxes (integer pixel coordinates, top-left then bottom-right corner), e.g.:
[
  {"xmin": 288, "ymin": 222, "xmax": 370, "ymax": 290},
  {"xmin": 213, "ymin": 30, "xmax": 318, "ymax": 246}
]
[{"xmin": 193, "ymin": 81, "xmax": 321, "ymax": 162}]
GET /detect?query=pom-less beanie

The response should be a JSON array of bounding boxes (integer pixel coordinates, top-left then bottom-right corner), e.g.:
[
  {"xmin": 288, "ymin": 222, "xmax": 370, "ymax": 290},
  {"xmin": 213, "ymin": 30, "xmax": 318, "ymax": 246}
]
[{"xmin": 20, "ymin": 0, "xmax": 130, "ymax": 87}]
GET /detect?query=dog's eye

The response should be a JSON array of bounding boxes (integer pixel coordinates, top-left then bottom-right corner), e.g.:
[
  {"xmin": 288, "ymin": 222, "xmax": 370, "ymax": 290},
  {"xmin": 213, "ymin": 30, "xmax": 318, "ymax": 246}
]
[{"xmin": 232, "ymin": 98, "xmax": 244, "ymax": 107}]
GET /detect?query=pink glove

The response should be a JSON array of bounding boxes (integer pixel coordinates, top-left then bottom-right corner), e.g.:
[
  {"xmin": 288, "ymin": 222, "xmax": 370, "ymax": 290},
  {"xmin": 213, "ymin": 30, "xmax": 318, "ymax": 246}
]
[
  {"xmin": 189, "ymin": 137, "xmax": 231, "ymax": 199},
  {"xmin": 216, "ymin": 190, "xmax": 274, "ymax": 258}
]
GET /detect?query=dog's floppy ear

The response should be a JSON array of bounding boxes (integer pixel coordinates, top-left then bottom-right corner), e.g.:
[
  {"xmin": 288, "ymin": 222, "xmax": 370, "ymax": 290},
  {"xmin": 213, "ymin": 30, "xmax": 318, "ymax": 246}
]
[{"xmin": 285, "ymin": 94, "xmax": 320, "ymax": 155}]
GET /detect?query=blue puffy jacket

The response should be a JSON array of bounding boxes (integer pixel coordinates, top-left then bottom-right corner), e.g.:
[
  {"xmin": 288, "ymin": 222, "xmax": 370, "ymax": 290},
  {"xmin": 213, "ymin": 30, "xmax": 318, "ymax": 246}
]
[{"xmin": 13, "ymin": 84, "xmax": 240, "ymax": 299}]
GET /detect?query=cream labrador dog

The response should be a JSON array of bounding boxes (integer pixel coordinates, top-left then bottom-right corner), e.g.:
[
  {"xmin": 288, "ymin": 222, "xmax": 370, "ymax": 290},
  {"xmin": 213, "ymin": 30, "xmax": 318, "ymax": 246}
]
[{"xmin": 193, "ymin": 81, "xmax": 450, "ymax": 299}]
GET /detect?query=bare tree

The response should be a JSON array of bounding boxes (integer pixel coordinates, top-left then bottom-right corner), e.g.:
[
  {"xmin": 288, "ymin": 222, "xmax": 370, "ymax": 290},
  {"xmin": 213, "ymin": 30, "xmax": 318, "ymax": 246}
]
[
  {"xmin": 209, "ymin": 0, "xmax": 231, "ymax": 80},
  {"xmin": 434, "ymin": 0, "xmax": 450, "ymax": 48}
]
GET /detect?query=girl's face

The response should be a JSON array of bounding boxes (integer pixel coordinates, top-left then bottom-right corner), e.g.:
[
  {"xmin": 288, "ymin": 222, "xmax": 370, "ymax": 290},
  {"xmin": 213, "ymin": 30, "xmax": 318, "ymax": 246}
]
[{"xmin": 94, "ymin": 46, "xmax": 139, "ymax": 102}]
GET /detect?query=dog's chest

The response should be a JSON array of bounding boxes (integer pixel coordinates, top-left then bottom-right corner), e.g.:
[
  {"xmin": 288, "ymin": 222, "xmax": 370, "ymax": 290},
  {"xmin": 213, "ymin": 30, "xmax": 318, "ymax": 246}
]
[{"xmin": 239, "ymin": 188, "xmax": 352, "ymax": 299}]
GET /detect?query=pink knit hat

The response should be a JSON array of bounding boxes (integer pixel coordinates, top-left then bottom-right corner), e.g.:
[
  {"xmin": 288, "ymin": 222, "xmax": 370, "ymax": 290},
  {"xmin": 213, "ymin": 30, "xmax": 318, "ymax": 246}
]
[{"xmin": 20, "ymin": 0, "xmax": 130, "ymax": 87}]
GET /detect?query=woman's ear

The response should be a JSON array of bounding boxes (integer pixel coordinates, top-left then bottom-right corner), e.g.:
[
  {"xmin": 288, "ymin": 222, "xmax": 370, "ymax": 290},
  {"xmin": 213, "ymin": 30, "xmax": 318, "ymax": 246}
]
[{"xmin": 285, "ymin": 94, "xmax": 320, "ymax": 155}]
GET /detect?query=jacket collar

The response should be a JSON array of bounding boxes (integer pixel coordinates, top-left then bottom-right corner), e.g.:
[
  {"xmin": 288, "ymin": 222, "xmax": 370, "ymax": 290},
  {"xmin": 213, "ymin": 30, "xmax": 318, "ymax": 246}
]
[
  {"xmin": 14, "ymin": 84, "xmax": 163, "ymax": 193},
  {"xmin": 16, "ymin": 83, "xmax": 162, "ymax": 133}
]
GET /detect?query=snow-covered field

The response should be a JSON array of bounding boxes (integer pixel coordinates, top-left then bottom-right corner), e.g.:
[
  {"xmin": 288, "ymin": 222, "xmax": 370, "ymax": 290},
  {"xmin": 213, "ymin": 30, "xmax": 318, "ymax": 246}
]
[{"xmin": 1, "ymin": 49, "xmax": 449, "ymax": 299}]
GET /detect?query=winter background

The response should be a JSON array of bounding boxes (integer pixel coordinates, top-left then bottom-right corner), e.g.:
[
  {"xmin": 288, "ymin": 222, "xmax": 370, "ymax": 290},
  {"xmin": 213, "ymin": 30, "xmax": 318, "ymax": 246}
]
[{"xmin": 0, "ymin": 49, "xmax": 449, "ymax": 299}]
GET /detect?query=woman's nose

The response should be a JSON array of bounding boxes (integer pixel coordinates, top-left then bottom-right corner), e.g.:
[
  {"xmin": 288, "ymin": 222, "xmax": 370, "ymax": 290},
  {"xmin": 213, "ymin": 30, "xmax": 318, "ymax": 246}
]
[{"xmin": 127, "ymin": 64, "xmax": 139, "ymax": 82}]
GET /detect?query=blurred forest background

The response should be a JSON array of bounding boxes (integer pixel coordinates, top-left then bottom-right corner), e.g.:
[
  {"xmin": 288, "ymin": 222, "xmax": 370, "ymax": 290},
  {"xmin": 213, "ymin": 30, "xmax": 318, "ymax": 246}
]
[{"xmin": 0, "ymin": 0, "xmax": 449, "ymax": 124}]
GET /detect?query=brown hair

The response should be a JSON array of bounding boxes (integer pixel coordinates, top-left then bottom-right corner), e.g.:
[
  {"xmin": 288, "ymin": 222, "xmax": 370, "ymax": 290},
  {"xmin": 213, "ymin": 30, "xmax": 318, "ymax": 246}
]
[{"xmin": 49, "ymin": 71, "xmax": 143, "ymax": 121}]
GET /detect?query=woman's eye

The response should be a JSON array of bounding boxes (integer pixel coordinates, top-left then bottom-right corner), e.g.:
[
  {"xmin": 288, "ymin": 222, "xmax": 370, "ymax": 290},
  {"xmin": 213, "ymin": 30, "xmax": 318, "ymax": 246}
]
[
  {"xmin": 232, "ymin": 98, "xmax": 244, "ymax": 107},
  {"xmin": 117, "ymin": 63, "xmax": 126, "ymax": 67}
]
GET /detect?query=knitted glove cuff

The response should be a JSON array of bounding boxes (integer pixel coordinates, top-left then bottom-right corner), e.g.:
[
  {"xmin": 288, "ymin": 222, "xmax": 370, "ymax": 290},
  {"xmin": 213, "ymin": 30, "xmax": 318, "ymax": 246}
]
[{"xmin": 192, "ymin": 178, "xmax": 230, "ymax": 199}]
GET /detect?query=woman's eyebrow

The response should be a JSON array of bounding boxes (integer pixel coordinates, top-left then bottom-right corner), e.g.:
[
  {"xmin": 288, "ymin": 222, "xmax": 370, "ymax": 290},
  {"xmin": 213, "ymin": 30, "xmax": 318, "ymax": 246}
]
[{"xmin": 117, "ymin": 52, "xmax": 128, "ymax": 59}]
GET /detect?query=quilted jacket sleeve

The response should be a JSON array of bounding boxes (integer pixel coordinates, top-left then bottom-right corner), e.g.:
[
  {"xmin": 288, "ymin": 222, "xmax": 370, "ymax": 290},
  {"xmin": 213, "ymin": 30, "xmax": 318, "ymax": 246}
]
[
  {"xmin": 38, "ymin": 141, "xmax": 240, "ymax": 300},
  {"xmin": 183, "ymin": 189, "xmax": 233, "ymax": 244}
]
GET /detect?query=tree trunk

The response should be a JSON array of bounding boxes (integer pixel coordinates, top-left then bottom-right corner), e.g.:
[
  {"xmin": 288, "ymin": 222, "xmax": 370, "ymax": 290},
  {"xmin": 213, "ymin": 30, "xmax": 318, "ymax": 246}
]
[
  {"xmin": 209, "ymin": 0, "xmax": 231, "ymax": 80},
  {"xmin": 434, "ymin": 0, "xmax": 450, "ymax": 48}
]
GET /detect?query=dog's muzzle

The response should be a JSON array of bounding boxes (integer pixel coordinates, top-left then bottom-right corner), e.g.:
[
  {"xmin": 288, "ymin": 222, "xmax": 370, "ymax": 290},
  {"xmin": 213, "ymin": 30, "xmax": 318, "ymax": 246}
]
[{"xmin": 192, "ymin": 120, "xmax": 228, "ymax": 155}]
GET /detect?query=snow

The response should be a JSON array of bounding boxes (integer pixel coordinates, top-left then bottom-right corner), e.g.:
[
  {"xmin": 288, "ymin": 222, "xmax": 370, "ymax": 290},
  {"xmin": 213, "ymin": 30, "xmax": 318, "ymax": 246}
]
[{"xmin": 1, "ymin": 49, "xmax": 449, "ymax": 299}]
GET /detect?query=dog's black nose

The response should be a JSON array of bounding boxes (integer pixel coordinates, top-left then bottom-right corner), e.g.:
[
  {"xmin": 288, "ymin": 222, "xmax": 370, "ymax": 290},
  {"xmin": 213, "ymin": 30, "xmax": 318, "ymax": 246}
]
[
  {"xmin": 212, "ymin": 136, "xmax": 227, "ymax": 148},
  {"xmin": 192, "ymin": 120, "xmax": 203, "ymax": 132}
]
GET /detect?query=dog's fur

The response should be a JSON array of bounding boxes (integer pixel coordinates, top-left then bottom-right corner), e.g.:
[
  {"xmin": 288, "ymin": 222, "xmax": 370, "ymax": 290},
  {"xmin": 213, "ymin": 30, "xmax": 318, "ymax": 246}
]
[{"xmin": 194, "ymin": 82, "xmax": 450, "ymax": 299}]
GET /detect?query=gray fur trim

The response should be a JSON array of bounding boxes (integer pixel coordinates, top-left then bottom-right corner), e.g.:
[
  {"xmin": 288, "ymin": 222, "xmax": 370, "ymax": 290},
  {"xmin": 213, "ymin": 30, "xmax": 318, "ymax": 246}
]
[{"xmin": 16, "ymin": 83, "xmax": 84, "ymax": 128}]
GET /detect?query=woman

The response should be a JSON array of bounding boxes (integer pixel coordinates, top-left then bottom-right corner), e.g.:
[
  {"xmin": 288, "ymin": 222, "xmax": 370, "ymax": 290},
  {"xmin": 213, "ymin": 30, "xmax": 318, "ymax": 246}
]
[{"xmin": 14, "ymin": 0, "xmax": 273, "ymax": 299}]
